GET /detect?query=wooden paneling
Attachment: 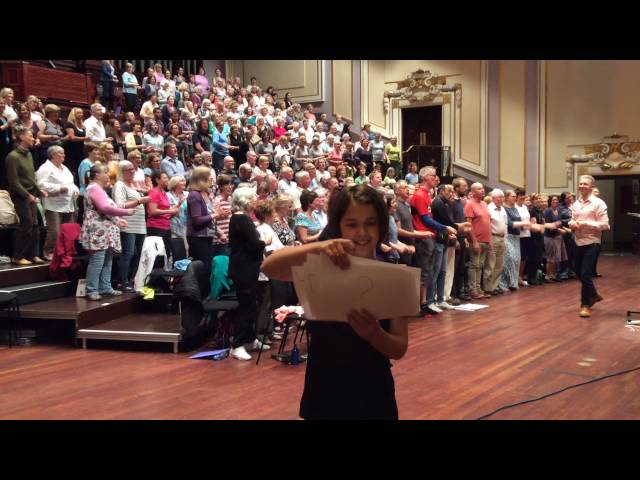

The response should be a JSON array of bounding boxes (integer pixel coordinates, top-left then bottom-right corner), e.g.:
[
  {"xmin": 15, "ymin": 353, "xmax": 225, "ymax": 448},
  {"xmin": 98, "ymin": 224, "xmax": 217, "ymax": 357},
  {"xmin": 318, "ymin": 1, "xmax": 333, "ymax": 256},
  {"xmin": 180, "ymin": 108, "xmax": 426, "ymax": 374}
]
[
  {"xmin": 0, "ymin": 61, "xmax": 95, "ymax": 107},
  {"xmin": 0, "ymin": 256, "xmax": 638, "ymax": 419},
  {"xmin": 332, "ymin": 60, "xmax": 353, "ymax": 121},
  {"xmin": 498, "ymin": 60, "xmax": 527, "ymax": 188},
  {"xmin": 24, "ymin": 65, "xmax": 94, "ymax": 105}
]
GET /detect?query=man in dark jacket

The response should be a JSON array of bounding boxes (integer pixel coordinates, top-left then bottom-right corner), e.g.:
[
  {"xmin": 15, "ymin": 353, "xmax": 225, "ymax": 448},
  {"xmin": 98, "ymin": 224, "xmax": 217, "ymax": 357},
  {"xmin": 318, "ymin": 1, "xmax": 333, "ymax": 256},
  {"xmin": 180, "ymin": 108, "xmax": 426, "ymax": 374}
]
[
  {"xmin": 429, "ymin": 184, "xmax": 461, "ymax": 309},
  {"xmin": 451, "ymin": 177, "xmax": 470, "ymax": 301}
]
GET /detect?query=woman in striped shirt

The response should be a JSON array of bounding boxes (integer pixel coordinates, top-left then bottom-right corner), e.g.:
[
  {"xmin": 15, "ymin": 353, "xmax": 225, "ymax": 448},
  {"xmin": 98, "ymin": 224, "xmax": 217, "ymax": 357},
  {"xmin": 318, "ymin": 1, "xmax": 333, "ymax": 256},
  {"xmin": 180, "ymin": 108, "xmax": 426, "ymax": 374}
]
[
  {"xmin": 113, "ymin": 160, "xmax": 149, "ymax": 292},
  {"xmin": 213, "ymin": 174, "xmax": 233, "ymax": 257}
]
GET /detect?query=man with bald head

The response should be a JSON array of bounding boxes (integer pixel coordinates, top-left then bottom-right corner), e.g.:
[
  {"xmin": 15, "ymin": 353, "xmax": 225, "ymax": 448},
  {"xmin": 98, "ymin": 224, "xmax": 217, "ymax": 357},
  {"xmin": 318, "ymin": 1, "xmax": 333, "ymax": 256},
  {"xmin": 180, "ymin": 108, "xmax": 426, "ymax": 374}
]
[
  {"xmin": 464, "ymin": 182, "xmax": 492, "ymax": 300},
  {"xmin": 220, "ymin": 155, "xmax": 239, "ymax": 186},
  {"xmin": 246, "ymin": 150, "xmax": 258, "ymax": 170}
]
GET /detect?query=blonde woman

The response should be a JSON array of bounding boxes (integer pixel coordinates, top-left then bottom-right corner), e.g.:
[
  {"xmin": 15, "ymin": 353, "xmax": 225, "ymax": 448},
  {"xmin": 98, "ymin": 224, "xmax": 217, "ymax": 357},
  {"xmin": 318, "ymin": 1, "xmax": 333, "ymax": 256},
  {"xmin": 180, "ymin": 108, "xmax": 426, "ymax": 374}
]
[
  {"xmin": 126, "ymin": 149, "xmax": 149, "ymax": 194},
  {"xmin": 186, "ymin": 166, "xmax": 217, "ymax": 275},
  {"xmin": 0, "ymin": 88, "xmax": 17, "ymax": 122},
  {"xmin": 27, "ymin": 95, "xmax": 43, "ymax": 122},
  {"xmin": 37, "ymin": 104, "xmax": 67, "ymax": 168},
  {"xmin": 64, "ymin": 107, "xmax": 86, "ymax": 176},
  {"xmin": 167, "ymin": 174, "xmax": 188, "ymax": 260},
  {"xmin": 99, "ymin": 141, "xmax": 118, "ymax": 187}
]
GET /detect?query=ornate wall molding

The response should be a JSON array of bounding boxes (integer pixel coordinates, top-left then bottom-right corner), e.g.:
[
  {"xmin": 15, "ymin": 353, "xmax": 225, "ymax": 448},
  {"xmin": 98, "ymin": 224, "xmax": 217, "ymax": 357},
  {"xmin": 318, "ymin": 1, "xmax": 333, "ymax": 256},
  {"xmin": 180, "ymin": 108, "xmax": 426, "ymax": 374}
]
[{"xmin": 566, "ymin": 133, "xmax": 640, "ymax": 188}]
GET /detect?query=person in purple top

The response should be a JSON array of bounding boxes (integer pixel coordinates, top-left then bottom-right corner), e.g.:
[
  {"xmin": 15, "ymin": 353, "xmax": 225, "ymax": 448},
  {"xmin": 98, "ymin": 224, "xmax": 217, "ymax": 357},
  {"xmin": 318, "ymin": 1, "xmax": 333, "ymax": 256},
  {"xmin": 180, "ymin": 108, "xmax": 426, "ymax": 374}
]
[{"xmin": 186, "ymin": 166, "xmax": 218, "ymax": 277}]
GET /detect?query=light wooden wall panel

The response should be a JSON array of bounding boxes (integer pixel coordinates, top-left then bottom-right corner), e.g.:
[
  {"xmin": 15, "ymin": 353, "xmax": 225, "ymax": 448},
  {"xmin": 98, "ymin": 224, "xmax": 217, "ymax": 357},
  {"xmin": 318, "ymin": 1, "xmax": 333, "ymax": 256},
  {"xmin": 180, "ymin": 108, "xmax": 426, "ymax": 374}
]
[
  {"xmin": 332, "ymin": 60, "xmax": 353, "ymax": 121},
  {"xmin": 498, "ymin": 60, "xmax": 527, "ymax": 188}
]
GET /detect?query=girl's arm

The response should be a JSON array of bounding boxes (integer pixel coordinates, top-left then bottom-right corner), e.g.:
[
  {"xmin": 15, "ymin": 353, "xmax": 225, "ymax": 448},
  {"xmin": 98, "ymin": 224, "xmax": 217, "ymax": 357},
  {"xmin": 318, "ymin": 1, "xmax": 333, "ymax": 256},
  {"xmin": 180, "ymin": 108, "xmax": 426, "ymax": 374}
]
[
  {"xmin": 348, "ymin": 310, "xmax": 409, "ymax": 360},
  {"xmin": 261, "ymin": 239, "xmax": 355, "ymax": 282}
]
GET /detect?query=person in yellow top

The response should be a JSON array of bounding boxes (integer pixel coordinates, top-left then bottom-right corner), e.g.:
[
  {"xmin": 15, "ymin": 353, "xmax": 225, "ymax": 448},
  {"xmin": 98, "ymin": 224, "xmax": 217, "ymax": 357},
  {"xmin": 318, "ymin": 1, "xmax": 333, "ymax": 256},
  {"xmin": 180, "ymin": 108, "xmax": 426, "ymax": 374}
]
[{"xmin": 385, "ymin": 136, "xmax": 402, "ymax": 178}]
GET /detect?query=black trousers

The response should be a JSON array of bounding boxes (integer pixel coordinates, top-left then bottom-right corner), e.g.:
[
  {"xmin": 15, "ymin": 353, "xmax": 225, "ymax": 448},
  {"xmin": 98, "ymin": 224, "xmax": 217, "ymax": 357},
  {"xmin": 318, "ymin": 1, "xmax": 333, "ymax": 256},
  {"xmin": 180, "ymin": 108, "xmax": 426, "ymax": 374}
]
[
  {"xmin": 452, "ymin": 240, "xmax": 468, "ymax": 298},
  {"xmin": 124, "ymin": 92, "xmax": 139, "ymax": 112},
  {"xmin": 575, "ymin": 243, "xmax": 599, "ymax": 306},
  {"xmin": 593, "ymin": 242, "xmax": 601, "ymax": 275},
  {"xmin": 0, "ymin": 144, "xmax": 11, "ymax": 190},
  {"xmin": 101, "ymin": 80, "xmax": 115, "ymax": 111},
  {"xmin": 520, "ymin": 237, "xmax": 538, "ymax": 283},
  {"xmin": 271, "ymin": 279, "xmax": 297, "ymax": 308},
  {"xmin": 230, "ymin": 274, "xmax": 257, "ymax": 348},
  {"xmin": 256, "ymin": 280, "xmax": 272, "ymax": 338},
  {"xmin": 187, "ymin": 236, "xmax": 213, "ymax": 279},
  {"xmin": 562, "ymin": 234, "xmax": 577, "ymax": 275},
  {"xmin": 11, "ymin": 195, "xmax": 39, "ymax": 260}
]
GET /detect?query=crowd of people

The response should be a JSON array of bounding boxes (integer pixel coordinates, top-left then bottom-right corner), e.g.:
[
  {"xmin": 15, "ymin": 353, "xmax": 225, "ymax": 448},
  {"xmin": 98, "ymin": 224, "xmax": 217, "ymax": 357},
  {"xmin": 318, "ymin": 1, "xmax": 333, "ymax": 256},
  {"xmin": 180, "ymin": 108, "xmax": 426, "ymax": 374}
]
[{"xmin": 0, "ymin": 62, "xmax": 610, "ymax": 366}]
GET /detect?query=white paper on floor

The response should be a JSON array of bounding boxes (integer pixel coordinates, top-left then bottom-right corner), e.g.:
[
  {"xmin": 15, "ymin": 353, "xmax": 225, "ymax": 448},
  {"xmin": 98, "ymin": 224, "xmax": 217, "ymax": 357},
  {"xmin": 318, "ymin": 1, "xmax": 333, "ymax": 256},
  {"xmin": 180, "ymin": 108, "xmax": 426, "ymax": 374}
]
[
  {"xmin": 291, "ymin": 253, "xmax": 421, "ymax": 322},
  {"xmin": 453, "ymin": 303, "xmax": 490, "ymax": 312}
]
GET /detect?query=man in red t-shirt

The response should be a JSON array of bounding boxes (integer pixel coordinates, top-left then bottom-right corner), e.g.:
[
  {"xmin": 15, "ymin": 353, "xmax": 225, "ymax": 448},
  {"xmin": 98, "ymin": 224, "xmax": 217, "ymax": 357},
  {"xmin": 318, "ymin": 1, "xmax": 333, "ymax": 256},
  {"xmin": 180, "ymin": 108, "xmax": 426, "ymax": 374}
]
[
  {"xmin": 410, "ymin": 166, "xmax": 457, "ymax": 314},
  {"xmin": 464, "ymin": 182, "xmax": 492, "ymax": 299}
]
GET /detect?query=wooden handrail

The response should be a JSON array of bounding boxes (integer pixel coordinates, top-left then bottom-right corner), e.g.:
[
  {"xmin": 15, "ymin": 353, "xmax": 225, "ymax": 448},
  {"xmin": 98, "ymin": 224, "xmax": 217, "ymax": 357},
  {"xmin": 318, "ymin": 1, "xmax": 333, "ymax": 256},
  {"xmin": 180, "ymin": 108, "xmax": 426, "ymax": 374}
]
[{"xmin": 402, "ymin": 144, "xmax": 449, "ymax": 154}]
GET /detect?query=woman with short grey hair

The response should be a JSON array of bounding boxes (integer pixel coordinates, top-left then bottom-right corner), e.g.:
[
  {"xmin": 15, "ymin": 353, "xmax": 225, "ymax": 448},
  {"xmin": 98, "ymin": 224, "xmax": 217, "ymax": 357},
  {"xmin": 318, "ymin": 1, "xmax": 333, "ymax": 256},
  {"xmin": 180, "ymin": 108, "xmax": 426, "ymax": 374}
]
[
  {"xmin": 36, "ymin": 145, "xmax": 80, "ymax": 259},
  {"xmin": 228, "ymin": 186, "xmax": 268, "ymax": 361}
]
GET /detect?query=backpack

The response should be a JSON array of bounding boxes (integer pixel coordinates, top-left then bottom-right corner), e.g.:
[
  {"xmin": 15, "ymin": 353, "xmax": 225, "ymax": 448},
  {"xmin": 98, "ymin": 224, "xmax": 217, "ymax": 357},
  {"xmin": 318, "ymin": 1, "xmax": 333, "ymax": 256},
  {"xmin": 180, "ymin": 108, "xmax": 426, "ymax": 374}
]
[{"xmin": 0, "ymin": 190, "xmax": 18, "ymax": 226}]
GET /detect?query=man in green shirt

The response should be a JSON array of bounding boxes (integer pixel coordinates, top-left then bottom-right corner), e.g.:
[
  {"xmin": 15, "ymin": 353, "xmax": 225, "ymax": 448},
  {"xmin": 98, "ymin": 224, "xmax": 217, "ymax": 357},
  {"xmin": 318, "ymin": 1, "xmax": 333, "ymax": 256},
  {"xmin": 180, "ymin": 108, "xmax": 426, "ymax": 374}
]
[{"xmin": 6, "ymin": 126, "xmax": 47, "ymax": 265}]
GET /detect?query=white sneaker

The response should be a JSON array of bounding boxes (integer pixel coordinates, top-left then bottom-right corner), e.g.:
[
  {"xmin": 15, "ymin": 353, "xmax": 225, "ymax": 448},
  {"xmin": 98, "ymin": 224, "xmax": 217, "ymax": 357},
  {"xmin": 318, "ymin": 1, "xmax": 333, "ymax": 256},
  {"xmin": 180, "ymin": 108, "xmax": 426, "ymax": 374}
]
[
  {"xmin": 428, "ymin": 303, "xmax": 443, "ymax": 313},
  {"xmin": 245, "ymin": 339, "xmax": 271, "ymax": 351},
  {"xmin": 437, "ymin": 301, "xmax": 454, "ymax": 310},
  {"xmin": 230, "ymin": 346, "xmax": 252, "ymax": 361}
]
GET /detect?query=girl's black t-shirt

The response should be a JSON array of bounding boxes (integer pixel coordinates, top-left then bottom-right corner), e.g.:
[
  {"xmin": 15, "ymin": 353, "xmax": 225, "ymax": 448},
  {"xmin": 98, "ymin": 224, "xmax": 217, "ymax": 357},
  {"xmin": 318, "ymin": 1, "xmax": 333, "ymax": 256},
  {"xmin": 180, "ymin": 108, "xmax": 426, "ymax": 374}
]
[{"xmin": 300, "ymin": 318, "xmax": 398, "ymax": 420}]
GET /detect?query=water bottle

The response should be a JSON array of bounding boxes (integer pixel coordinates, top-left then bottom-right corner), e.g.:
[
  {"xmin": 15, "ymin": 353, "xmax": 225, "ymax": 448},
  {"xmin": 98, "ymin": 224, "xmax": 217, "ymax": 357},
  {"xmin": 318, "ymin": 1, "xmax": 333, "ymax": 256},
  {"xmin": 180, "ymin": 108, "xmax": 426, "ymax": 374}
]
[{"xmin": 290, "ymin": 344, "xmax": 300, "ymax": 365}]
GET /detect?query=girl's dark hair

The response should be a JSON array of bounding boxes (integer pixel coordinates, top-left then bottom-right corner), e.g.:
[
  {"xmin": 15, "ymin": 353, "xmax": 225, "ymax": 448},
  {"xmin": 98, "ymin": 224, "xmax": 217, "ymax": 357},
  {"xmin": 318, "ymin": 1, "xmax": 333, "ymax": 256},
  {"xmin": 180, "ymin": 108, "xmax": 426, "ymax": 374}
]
[
  {"xmin": 300, "ymin": 190, "xmax": 318, "ymax": 211},
  {"xmin": 151, "ymin": 169, "xmax": 166, "ymax": 187},
  {"xmin": 324, "ymin": 185, "xmax": 389, "ymax": 245}
]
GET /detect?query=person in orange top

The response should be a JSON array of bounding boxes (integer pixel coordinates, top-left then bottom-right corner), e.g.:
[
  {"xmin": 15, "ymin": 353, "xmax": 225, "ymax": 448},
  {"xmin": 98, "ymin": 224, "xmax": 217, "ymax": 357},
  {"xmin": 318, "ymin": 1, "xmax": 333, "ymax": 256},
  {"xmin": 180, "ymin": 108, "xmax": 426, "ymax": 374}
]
[
  {"xmin": 464, "ymin": 182, "xmax": 492, "ymax": 299},
  {"xmin": 569, "ymin": 175, "xmax": 610, "ymax": 318}
]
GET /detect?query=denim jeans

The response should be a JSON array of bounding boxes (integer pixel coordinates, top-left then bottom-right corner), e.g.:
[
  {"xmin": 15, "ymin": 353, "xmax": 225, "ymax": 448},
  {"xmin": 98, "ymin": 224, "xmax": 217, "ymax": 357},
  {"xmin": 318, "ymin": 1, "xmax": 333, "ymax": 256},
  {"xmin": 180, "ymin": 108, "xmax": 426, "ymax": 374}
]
[
  {"xmin": 574, "ymin": 243, "xmax": 599, "ymax": 307},
  {"xmin": 428, "ymin": 242, "xmax": 447, "ymax": 304},
  {"xmin": 119, "ymin": 232, "xmax": 146, "ymax": 285},
  {"xmin": 86, "ymin": 248, "xmax": 114, "ymax": 294}
]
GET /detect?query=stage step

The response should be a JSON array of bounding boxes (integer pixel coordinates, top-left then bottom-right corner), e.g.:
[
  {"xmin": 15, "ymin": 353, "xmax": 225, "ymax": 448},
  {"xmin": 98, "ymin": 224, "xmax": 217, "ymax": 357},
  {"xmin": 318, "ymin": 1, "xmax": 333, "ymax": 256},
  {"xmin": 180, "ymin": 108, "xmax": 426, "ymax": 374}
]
[
  {"xmin": 0, "ymin": 263, "xmax": 52, "ymax": 288},
  {"xmin": 0, "ymin": 280, "xmax": 72, "ymax": 305},
  {"xmin": 77, "ymin": 313, "xmax": 182, "ymax": 353},
  {"xmin": 17, "ymin": 293, "xmax": 140, "ymax": 329}
]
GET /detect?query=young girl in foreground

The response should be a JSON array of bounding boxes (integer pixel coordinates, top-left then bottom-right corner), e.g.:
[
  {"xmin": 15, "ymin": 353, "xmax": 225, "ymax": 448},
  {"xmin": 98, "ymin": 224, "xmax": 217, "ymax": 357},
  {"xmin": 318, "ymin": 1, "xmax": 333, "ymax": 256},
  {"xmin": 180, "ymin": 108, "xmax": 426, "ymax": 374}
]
[{"xmin": 261, "ymin": 185, "xmax": 409, "ymax": 420}]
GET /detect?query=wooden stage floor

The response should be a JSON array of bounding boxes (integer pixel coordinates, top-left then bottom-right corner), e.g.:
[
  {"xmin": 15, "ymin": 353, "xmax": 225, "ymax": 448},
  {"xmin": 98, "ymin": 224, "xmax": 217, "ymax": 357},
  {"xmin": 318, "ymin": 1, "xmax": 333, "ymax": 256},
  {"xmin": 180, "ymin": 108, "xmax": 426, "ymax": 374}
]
[{"xmin": 1, "ymin": 254, "xmax": 639, "ymax": 420}]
